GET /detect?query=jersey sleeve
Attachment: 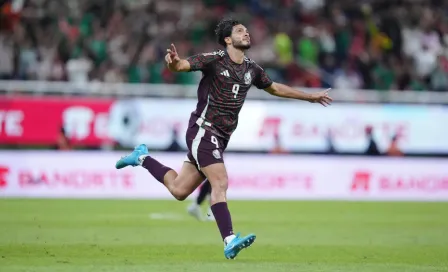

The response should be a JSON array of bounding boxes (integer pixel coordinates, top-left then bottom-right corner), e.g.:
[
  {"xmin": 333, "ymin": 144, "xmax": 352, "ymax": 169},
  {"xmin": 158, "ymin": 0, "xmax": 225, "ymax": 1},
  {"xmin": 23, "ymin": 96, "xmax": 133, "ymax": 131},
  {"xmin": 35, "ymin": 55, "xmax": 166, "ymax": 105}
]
[
  {"xmin": 253, "ymin": 64, "xmax": 273, "ymax": 89},
  {"xmin": 186, "ymin": 51, "xmax": 222, "ymax": 72}
]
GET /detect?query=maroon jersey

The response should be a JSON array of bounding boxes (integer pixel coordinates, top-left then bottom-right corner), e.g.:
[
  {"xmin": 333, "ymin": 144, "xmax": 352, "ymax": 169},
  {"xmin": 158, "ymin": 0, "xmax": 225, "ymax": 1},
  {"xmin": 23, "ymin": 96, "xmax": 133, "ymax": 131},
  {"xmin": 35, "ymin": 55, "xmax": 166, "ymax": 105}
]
[{"xmin": 186, "ymin": 50, "xmax": 273, "ymax": 140}]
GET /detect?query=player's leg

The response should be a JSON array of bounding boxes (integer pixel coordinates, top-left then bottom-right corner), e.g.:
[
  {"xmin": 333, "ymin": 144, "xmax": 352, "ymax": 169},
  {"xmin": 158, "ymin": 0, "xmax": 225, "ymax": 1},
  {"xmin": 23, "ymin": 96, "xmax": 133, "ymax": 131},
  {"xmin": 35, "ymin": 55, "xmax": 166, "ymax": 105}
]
[
  {"xmin": 200, "ymin": 163, "xmax": 232, "ymax": 235},
  {"xmin": 188, "ymin": 180, "xmax": 211, "ymax": 220},
  {"xmin": 201, "ymin": 163, "xmax": 255, "ymax": 259},
  {"xmin": 188, "ymin": 126, "xmax": 255, "ymax": 259},
  {"xmin": 143, "ymin": 159, "xmax": 205, "ymax": 201},
  {"xmin": 115, "ymin": 144, "xmax": 204, "ymax": 200},
  {"xmin": 205, "ymin": 184, "xmax": 215, "ymax": 221},
  {"xmin": 206, "ymin": 205, "xmax": 215, "ymax": 221},
  {"xmin": 197, "ymin": 180, "xmax": 212, "ymax": 205}
]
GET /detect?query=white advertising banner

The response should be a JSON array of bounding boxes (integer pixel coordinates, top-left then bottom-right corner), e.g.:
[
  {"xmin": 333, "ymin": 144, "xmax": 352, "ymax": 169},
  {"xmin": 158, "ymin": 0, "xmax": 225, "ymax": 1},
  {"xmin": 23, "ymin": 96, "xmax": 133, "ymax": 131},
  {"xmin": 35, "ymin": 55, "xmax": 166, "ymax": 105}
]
[
  {"xmin": 107, "ymin": 99, "xmax": 448, "ymax": 153},
  {"xmin": 1, "ymin": 152, "xmax": 447, "ymax": 201}
]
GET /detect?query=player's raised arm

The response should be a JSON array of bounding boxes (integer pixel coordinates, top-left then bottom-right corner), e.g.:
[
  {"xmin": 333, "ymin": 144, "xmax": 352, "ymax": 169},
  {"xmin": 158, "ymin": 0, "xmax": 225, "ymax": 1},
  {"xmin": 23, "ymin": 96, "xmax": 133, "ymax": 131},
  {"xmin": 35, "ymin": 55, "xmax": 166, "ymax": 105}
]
[
  {"xmin": 165, "ymin": 44, "xmax": 191, "ymax": 72},
  {"xmin": 264, "ymin": 83, "xmax": 333, "ymax": 107},
  {"xmin": 253, "ymin": 64, "xmax": 332, "ymax": 107},
  {"xmin": 165, "ymin": 44, "xmax": 223, "ymax": 73}
]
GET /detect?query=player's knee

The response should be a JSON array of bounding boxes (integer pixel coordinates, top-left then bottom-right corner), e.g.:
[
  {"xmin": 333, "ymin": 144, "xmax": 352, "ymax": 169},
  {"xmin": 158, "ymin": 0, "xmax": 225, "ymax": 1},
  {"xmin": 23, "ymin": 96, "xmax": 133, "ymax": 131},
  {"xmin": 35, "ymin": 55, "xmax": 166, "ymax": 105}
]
[
  {"xmin": 210, "ymin": 178, "xmax": 228, "ymax": 193},
  {"xmin": 210, "ymin": 180, "xmax": 227, "ymax": 202},
  {"xmin": 172, "ymin": 188, "xmax": 189, "ymax": 201},
  {"xmin": 174, "ymin": 194, "xmax": 188, "ymax": 201}
]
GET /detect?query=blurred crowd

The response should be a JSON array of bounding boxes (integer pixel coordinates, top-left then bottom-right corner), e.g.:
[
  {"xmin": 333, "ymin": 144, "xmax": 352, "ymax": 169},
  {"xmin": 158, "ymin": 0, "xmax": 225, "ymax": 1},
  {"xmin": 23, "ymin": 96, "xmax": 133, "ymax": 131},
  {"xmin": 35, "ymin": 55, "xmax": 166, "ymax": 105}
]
[{"xmin": 1, "ymin": 0, "xmax": 448, "ymax": 92}]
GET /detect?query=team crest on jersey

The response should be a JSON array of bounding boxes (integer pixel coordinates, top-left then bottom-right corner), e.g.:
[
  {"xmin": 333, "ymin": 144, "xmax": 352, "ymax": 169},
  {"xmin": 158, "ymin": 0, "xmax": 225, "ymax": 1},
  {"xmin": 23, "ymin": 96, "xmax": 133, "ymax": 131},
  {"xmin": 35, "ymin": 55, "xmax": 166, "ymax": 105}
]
[
  {"xmin": 244, "ymin": 71, "xmax": 252, "ymax": 85},
  {"xmin": 213, "ymin": 149, "xmax": 221, "ymax": 159}
]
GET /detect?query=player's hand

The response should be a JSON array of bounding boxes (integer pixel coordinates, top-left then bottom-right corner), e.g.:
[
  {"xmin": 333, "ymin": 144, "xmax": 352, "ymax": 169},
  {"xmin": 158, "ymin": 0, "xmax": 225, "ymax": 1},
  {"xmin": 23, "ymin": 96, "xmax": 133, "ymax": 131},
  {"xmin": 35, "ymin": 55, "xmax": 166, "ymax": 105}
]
[
  {"xmin": 309, "ymin": 88, "xmax": 333, "ymax": 107},
  {"xmin": 165, "ymin": 43, "xmax": 181, "ymax": 66}
]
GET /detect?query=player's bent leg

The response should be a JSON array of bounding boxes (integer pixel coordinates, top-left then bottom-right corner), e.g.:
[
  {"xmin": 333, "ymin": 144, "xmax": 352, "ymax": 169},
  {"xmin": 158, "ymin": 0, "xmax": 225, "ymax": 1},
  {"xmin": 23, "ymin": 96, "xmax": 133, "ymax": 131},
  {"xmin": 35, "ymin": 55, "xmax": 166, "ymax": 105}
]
[
  {"xmin": 206, "ymin": 190, "xmax": 215, "ymax": 221},
  {"xmin": 115, "ymin": 145, "xmax": 204, "ymax": 201},
  {"xmin": 197, "ymin": 180, "xmax": 212, "ymax": 205},
  {"xmin": 143, "ymin": 159, "xmax": 204, "ymax": 201},
  {"xmin": 188, "ymin": 180, "xmax": 211, "ymax": 221},
  {"xmin": 201, "ymin": 163, "xmax": 256, "ymax": 259},
  {"xmin": 205, "ymin": 184, "xmax": 215, "ymax": 221},
  {"xmin": 167, "ymin": 162, "xmax": 205, "ymax": 201},
  {"xmin": 206, "ymin": 205, "xmax": 215, "ymax": 221}
]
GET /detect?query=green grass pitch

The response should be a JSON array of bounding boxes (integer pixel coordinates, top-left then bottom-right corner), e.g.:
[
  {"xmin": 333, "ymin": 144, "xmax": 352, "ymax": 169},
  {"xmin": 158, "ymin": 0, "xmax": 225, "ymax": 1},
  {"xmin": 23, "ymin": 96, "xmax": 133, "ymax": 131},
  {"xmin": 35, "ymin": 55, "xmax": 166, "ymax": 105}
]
[{"xmin": 0, "ymin": 199, "xmax": 447, "ymax": 272}]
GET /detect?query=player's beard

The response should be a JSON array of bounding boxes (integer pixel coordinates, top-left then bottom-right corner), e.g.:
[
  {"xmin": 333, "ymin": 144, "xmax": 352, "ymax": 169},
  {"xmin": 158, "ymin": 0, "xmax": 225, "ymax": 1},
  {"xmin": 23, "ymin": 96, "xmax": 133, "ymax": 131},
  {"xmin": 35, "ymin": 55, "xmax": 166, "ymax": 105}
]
[{"xmin": 232, "ymin": 39, "xmax": 251, "ymax": 50}]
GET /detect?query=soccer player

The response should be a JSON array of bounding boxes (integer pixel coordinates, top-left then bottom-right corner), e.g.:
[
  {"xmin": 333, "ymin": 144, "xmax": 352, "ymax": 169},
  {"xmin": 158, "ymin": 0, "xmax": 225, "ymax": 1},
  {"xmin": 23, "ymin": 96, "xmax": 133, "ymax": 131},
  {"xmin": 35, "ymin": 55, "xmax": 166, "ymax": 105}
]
[
  {"xmin": 187, "ymin": 179, "xmax": 215, "ymax": 221},
  {"xmin": 115, "ymin": 18, "xmax": 332, "ymax": 259}
]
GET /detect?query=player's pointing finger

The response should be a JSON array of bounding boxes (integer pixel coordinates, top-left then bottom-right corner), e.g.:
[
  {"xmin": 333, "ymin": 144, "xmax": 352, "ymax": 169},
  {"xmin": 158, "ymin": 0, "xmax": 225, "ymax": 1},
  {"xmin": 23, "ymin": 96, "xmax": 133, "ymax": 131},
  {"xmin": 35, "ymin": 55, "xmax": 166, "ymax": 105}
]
[
  {"xmin": 171, "ymin": 43, "xmax": 177, "ymax": 53},
  {"xmin": 165, "ymin": 53, "xmax": 172, "ymax": 63}
]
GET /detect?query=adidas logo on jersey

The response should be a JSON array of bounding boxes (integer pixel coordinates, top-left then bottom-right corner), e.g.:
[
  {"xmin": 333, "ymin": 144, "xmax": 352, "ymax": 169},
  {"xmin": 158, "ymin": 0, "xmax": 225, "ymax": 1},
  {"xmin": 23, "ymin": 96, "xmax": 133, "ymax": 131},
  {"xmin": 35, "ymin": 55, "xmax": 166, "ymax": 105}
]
[{"xmin": 220, "ymin": 70, "xmax": 230, "ymax": 77}]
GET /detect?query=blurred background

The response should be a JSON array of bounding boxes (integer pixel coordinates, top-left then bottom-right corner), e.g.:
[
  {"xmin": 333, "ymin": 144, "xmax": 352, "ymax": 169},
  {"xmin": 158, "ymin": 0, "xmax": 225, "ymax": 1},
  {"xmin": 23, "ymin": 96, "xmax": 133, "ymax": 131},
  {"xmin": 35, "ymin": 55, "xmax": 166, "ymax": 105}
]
[
  {"xmin": 2, "ymin": 0, "xmax": 448, "ymax": 91},
  {"xmin": 0, "ymin": 0, "xmax": 448, "ymax": 199}
]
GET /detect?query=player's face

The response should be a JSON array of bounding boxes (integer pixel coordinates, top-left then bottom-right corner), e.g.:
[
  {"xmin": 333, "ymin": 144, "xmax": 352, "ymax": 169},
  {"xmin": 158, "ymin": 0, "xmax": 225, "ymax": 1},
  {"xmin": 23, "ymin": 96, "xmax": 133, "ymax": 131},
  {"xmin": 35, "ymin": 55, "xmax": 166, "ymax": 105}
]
[{"xmin": 230, "ymin": 24, "xmax": 251, "ymax": 50}]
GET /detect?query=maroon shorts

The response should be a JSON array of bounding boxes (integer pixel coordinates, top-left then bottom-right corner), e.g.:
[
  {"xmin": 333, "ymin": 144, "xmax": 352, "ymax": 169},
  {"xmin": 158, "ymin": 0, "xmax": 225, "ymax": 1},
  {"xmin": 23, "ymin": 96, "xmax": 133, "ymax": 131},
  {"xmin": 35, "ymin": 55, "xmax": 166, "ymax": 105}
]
[{"xmin": 185, "ymin": 122, "xmax": 229, "ymax": 170}]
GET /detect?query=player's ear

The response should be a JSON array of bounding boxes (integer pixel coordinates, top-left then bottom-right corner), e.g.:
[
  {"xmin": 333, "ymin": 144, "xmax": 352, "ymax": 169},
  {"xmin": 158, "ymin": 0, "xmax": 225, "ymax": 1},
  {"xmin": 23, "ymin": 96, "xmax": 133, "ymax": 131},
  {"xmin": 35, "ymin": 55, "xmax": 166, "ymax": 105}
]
[{"xmin": 224, "ymin": 36, "xmax": 232, "ymax": 46}]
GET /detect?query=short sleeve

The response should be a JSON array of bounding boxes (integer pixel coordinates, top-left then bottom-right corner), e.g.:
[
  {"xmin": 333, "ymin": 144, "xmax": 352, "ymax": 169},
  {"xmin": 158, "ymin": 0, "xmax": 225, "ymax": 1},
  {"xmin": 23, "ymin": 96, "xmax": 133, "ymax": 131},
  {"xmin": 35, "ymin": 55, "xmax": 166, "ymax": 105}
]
[
  {"xmin": 253, "ymin": 64, "xmax": 273, "ymax": 89},
  {"xmin": 186, "ymin": 51, "xmax": 223, "ymax": 72}
]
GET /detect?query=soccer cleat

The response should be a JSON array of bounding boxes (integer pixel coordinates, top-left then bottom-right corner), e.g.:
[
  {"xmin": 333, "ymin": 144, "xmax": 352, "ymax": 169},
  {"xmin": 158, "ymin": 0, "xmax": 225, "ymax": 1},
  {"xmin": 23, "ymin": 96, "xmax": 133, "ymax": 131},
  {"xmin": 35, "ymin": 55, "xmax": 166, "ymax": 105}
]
[
  {"xmin": 115, "ymin": 144, "xmax": 149, "ymax": 169},
  {"xmin": 187, "ymin": 203, "xmax": 204, "ymax": 221},
  {"xmin": 224, "ymin": 233, "xmax": 256, "ymax": 260},
  {"xmin": 206, "ymin": 207, "xmax": 215, "ymax": 221}
]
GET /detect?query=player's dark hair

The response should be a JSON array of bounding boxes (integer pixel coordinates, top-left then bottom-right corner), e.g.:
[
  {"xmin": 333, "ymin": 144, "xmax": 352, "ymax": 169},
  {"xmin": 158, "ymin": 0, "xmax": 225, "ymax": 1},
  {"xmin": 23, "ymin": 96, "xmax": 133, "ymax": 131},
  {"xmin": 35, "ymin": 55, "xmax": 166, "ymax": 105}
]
[{"xmin": 215, "ymin": 18, "xmax": 241, "ymax": 47}]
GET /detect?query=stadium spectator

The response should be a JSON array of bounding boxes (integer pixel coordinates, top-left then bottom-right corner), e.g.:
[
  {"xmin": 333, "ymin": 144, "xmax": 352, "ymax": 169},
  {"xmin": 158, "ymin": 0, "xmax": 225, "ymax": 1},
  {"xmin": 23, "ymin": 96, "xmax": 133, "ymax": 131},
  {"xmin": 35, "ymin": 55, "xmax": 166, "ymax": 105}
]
[
  {"xmin": 165, "ymin": 126, "xmax": 183, "ymax": 152},
  {"xmin": 386, "ymin": 134, "xmax": 404, "ymax": 157},
  {"xmin": 269, "ymin": 134, "xmax": 288, "ymax": 154},
  {"xmin": 1, "ymin": 0, "xmax": 448, "ymax": 92},
  {"xmin": 56, "ymin": 127, "xmax": 71, "ymax": 150},
  {"xmin": 333, "ymin": 62, "xmax": 363, "ymax": 90},
  {"xmin": 364, "ymin": 125, "xmax": 380, "ymax": 156}
]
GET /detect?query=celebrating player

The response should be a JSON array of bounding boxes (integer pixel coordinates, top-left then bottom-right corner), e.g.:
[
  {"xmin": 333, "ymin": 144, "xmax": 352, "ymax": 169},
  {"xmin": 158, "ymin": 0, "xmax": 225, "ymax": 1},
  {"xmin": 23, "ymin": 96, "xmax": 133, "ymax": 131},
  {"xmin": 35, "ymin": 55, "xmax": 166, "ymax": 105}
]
[{"xmin": 115, "ymin": 18, "xmax": 332, "ymax": 259}]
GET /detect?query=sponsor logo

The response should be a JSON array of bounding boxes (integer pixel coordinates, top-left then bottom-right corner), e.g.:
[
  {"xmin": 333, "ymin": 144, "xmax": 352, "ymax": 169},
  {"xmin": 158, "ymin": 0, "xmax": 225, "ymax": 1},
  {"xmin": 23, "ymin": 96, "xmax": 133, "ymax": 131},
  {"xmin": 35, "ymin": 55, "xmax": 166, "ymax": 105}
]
[
  {"xmin": 351, "ymin": 171, "xmax": 371, "ymax": 192},
  {"xmin": 0, "ymin": 110, "xmax": 24, "ymax": 137},
  {"xmin": 1, "ymin": 151, "xmax": 447, "ymax": 200},
  {"xmin": 228, "ymin": 174, "xmax": 313, "ymax": 190},
  {"xmin": 18, "ymin": 170, "xmax": 134, "ymax": 189},
  {"xmin": 0, "ymin": 166, "xmax": 9, "ymax": 189},
  {"xmin": 351, "ymin": 170, "xmax": 448, "ymax": 193},
  {"xmin": 220, "ymin": 70, "xmax": 230, "ymax": 77}
]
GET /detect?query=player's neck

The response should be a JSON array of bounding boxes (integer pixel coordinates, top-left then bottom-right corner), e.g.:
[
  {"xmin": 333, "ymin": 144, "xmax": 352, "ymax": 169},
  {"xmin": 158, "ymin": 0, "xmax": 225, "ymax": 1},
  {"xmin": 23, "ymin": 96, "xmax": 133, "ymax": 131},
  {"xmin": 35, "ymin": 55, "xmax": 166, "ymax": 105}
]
[{"xmin": 226, "ymin": 47, "xmax": 245, "ymax": 64}]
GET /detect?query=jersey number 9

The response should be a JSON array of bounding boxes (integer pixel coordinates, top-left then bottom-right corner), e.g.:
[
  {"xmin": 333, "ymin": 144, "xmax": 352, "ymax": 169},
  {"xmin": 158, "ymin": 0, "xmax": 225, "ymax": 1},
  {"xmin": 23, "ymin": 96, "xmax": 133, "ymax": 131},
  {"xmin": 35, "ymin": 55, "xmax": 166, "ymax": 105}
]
[{"xmin": 232, "ymin": 84, "xmax": 240, "ymax": 98}]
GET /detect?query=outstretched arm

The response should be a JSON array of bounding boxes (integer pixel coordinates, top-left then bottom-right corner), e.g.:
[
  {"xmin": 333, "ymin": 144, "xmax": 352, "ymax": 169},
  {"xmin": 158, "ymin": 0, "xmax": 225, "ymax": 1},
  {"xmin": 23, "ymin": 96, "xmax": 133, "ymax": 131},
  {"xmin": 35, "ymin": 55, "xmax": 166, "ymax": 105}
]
[
  {"xmin": 165, "ymin": 44, "xmax": 191, "ymax": 72},
  {"xmin": 165, "ymin": 44, "xmax": 222, "ymax": 73},
  {"xmin": 264, "ymin": 82, "xmax": 333, "ymax": 107}
]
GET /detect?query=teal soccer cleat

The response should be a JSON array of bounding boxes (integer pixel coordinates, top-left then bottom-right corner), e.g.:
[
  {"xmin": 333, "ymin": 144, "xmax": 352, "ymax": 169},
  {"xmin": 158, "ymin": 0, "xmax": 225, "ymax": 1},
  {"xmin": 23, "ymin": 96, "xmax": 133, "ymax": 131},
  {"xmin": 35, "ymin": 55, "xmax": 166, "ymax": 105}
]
[
  {"xmin": 224, "ymin": 233, "xmax": 256, "ymax": 260},
  {"xmin": 115, "ymin": 144, "xmax": 149, "ymax": 169}
]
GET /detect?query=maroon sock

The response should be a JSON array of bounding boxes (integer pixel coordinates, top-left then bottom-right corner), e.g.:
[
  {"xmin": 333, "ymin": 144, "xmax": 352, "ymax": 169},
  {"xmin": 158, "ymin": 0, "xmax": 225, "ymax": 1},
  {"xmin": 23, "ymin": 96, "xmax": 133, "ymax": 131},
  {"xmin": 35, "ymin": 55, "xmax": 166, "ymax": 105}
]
[
  {"xmin": 141, "ymin": 156, "xmax": 172, "ymax": 184},
  {"xmin": 211, "ymin": 202, "xmax": 234, "ymax": 240}
]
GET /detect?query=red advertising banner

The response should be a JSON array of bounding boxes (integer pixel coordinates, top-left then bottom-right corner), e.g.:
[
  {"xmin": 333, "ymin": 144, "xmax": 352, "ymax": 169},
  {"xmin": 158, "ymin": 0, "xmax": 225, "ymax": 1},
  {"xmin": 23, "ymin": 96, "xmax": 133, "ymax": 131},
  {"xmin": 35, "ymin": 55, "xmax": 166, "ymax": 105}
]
[
  {"xmin": 1, "ymin": 96, "xmax": 448, "ymax": 153},
  {"xmin": 0, "ymin": 96, "xmax": 113, "ymax": 146}
]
